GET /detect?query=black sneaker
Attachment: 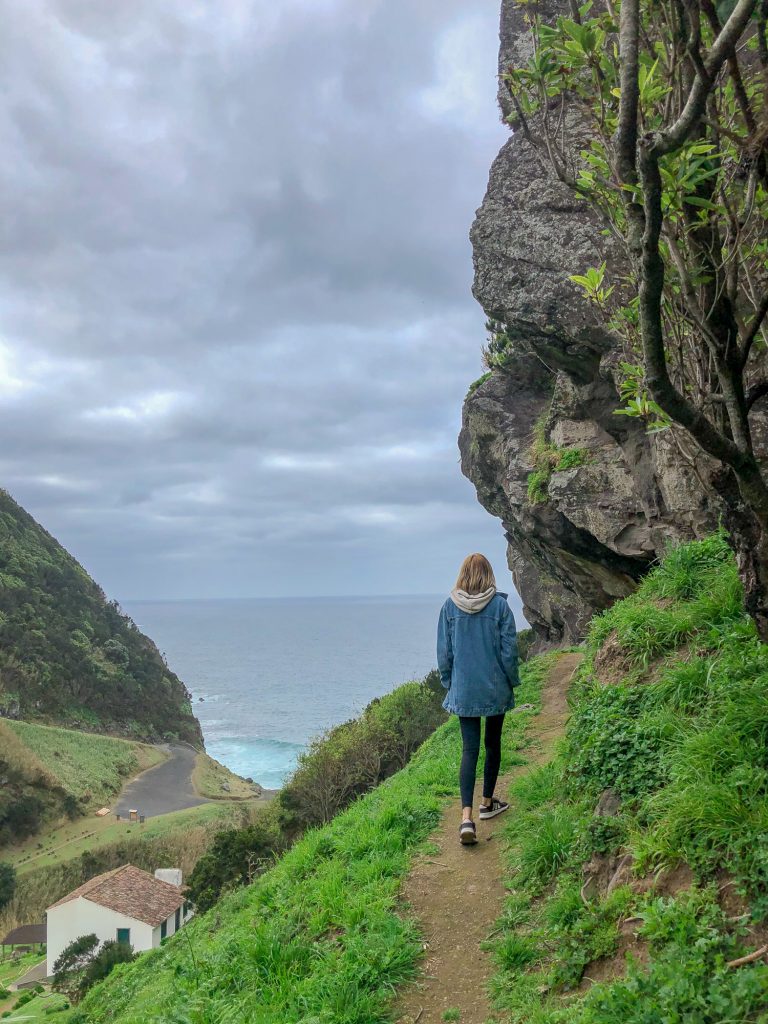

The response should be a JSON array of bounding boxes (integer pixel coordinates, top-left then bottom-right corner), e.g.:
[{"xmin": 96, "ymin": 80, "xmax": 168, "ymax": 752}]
[
  {"xmin": 459, "ymin": 820, "xmax": 478, "ymax": 845},
  {"xmin": 478, "ymin": 798, "xmax": 509, "ymax": 820}
]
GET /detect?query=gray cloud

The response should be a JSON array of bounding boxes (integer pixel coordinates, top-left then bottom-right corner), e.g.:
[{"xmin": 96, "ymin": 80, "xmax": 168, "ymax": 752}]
[{"xmin": 0, "ymin": 0, "xmax": 522, "ymax": 615}]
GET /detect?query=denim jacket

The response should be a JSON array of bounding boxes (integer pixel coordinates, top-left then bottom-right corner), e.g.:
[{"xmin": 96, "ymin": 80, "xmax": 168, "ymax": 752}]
[{"xmin": 436, "ymin": 591, "xmax": 520, "ymax": 717}]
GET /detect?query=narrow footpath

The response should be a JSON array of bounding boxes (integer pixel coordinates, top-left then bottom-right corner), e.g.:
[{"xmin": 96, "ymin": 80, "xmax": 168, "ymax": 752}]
[{"xmin": 396, "ymin": 652, "xmax": 581, "ymax": 1024}]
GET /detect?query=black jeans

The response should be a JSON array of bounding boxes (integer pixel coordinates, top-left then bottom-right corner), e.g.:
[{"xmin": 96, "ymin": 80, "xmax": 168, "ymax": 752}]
[{"xmin": 458, "ymin": 714, "xmax": 505, "ymax": 808}]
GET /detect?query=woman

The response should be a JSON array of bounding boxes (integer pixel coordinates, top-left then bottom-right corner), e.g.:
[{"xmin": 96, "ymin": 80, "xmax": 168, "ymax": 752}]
[{"xmin": 437, "ymin": 553, "xmax": 520, "ymax": 845}]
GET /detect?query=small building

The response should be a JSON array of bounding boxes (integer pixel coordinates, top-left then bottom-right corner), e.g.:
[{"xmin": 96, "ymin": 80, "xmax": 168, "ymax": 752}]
[
  {"xmin": 0, "ymin": 923, "xmax": 46, "ymax": 958},
  {"xmin": 45, "ymin": 864, "xmax": 192, "ymax": 975}
]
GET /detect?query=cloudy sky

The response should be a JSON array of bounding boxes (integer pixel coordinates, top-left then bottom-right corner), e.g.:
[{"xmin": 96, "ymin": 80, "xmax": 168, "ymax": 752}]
[{"xmin": 0, "ymin": 0, "xmax": 518, "ymax": 607}]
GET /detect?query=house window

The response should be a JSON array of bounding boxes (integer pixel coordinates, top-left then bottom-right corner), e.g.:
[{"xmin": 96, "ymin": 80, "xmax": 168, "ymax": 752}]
[
  {"xmin": 161, "ymin": 920, "xmax": 167, "ymax": 939},
  {"xmin": 116, "ymin": 928, "xmax": 131, "ymax": 945},
  {"xmin": 175, "ymin": 908, "xmax": 181, "ymax": 931}
]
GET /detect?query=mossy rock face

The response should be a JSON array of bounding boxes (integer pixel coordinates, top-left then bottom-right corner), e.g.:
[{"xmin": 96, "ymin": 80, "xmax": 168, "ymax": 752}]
[{"xmin": 0, "ymin": 489, "xmax": 202, "ymax": 746}]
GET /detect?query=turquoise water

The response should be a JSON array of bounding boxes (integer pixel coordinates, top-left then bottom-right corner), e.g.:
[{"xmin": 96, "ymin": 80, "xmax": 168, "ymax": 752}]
[{"xmin": 124, "ymin": 596, "xmax": 442, "ymax": 788}]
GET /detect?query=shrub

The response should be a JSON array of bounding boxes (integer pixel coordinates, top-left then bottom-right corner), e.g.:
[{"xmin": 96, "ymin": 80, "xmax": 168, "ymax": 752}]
[
  {"xmin": 102, "ymin": 639, "xmax": 130, "ymax": 668},
  {"xmin": 566, "ymin": 686, "xmax": 670, "ymax": 798},
  {"xmin": 280, "ymin": 673, "xmax": 446, "ymax": 832},
  {"xmin": 187, "ymin": 671, "xmax": 447, "ymax": 911},
  {"xmin": 466, "ymin": 371, "xmax": 491, "ymax": 397},
  {"xmin": 516, "ymin": 628, "xmax": 535, "ymax": 662},
  {"xmin": 52, "ymin": 933, "xmax": 100, "ymax": 1002},
  {"xmin": 80, "ymin": 940, "xmax": 135, "ymax": 994},
  {"xmin": 482, "ymin": 318, "xmax": 515, "ymax": 370},
  {"xmin": 0, "ymin": 861, "xmax": 16, "ymax": 910},
  {"xmin": 186, "ymin": 815, "xmax": 283, "ymax": 912}
]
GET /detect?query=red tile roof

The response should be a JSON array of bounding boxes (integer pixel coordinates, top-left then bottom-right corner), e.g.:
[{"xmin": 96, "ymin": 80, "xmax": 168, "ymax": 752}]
[{"xmin": 47, "ymin": 864, "xmax": 185, "ymax": 927}]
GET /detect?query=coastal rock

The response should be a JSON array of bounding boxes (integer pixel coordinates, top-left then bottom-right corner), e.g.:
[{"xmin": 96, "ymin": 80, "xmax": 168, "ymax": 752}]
[{"xmin": 460, "ymin": 0, "xmax": 728, "ymax": 643}]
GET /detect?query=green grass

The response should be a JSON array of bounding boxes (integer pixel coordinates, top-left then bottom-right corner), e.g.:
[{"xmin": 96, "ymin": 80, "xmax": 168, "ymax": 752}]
[
  {"xmin": 73, "ymin": 662, "xmax": 547, "ymax": 1023},
  {"xmin": 7, "ymin": 801, "xmax": 235, "ymax": 874},
  {"xmin": 191, "ymin": 753, "xmax": 262, "ymax": 800},
  {"xmin": 0, "ymin": 991, "xmax": 70, "ymax": 1022},
  {"xmin": 4, "ymin": 720, "xmax": 164, "ymax": 810},
  {"xmin": 525, "ymin": 411, "xmax": 592, "ymax": 505},
  {"xmin": 484, "ymin": 533, "xmax": 768, "ymax": 1021},
  {"xmin": 0, "ymin": 954, "xmax": 44, "ymax": 989}
]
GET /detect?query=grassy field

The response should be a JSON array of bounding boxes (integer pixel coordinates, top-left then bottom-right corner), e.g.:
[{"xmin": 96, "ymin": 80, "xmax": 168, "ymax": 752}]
[
  {"xmin": 0, "ymin": 952, "xmax": 44, "ymax": 989},
  {"xmin": 5, "ymin": 801, "xmax": 239, "ymax": 875},
  {"xmin": 73, "ymin": 659, "xmax": 549, "ymax": 1023},
  {"xmin": 0, "ymin": 988, "xmax": 69, "ymax": 1021},
  {"xmin": 486, "ymin": 534, "xmax": 768, "ymax": 1022},
  {"xmin": 0, "ymin": 953, "xmax": 55, "ymax": 1022},
  {"xmin": 5, "ymin": 720, "xmax": 165, "ymax": 810},
  {"xmin": 192, "ymin": 753, "xmax": 264, "ymax": 800}
]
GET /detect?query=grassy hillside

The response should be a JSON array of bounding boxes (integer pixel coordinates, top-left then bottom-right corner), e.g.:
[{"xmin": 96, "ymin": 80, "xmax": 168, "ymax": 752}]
[
  {"xmin": 488, "ymin": 532, "xmax": 768, "ymax": 1021},
  {"xmin": 192, "ymin": 753, "xmax": 263, "ymax": 800},
  {"xmin": 0, "ymin": 719, "xmax": 164, "ymax": 849},
  {"xmin": 73, "ymin": 662, "xmax": 547, "ymax": 1023},
  {"xmin": 5, "ymin": 720, "xmax": 164, "ymax": 811},
  {"xmin": 0, "ymin": 488, "xmax": 201, "ymax": 744}
]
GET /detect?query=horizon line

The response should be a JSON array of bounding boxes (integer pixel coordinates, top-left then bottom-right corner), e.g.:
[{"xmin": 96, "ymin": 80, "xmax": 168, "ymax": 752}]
[{"xmin": 121, "ymin": 592, "xmax": 448, "ymax": 604}]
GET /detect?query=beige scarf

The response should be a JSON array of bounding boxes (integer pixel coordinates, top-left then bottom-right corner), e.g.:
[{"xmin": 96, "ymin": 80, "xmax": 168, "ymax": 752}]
[{"xmin": 450, "ymin": 586, "xmax": 496, "ymax": 613}]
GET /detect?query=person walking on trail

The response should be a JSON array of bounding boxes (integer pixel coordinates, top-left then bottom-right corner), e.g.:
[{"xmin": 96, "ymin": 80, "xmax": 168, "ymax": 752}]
[{"xmin": 437, "ymin": 553, "xmax": 520, "ymax": 846}]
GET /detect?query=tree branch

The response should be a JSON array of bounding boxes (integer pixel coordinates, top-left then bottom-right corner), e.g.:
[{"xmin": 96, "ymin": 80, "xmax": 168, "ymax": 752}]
[
  {"xmin": 637, "ymin": 141, "xmax": 746, "ymax": 470},
  {"xmin": 652, "ymin": 0, "xmax": 758, "ymax": 156},
  {"xmin": 727, "ymin": 944, "xmax": 768, "ymax": 968},
  {"xmin": 740, "ymin": 292, "xmax": 768, "ymax": 368},
  {"xmin": 614, "ymin": 0, "xmax": 645, "ymax": 252}
]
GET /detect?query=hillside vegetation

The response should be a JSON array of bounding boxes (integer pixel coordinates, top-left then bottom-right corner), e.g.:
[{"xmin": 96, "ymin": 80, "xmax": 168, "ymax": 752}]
[
  {"xmin": 73, "ymin": 664, "xmax": 545, "ymax": 1022},
  {"xmin": 490, "ymin": 533, "xmax": 768, "ymax": 1021},
  {"xmin": 5, "ymin": 720, "xmax": 164, "ymax": 812},
  {"xmin": 0, "ymin": 720, "xmax": 164, "ymax": 848},
  {"xmin": 0, "ymin": 801, "xmax": 251, "ymax": 942},
  {"xmin": 0, "ymin": 488, "xmax": 201, "ymax": 744}
]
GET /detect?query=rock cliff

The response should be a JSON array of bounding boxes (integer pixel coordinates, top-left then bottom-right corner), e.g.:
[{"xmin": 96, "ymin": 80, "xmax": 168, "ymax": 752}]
[{"xmin": 460, "ymin": 0, "xmax": 724, "ymax": 643}]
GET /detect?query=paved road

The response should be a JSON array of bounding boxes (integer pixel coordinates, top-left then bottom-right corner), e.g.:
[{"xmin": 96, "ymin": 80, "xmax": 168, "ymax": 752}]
[
  {"xmin": 115, "ymin": 744, "xmax": 209, "ymax": 819},
  {"xmin": 11, "ymin": 959, "xmax": 48, "ymax": 990}
]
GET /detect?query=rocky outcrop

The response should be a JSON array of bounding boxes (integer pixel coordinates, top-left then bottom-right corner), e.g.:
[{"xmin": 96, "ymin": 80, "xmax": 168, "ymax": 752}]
[{"xmin": 460, "ymin": 0, "xmax": 723, "ymax": 643}]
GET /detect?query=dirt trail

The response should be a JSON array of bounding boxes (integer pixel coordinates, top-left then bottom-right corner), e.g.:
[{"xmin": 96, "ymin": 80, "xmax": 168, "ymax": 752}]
[{"xmin": 396, "ymin": 652, "xmax": 582, "ymax": 1024}]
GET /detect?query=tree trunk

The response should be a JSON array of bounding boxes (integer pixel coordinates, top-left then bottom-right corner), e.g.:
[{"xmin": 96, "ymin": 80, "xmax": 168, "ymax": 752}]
[{"xmin": 711, "ymin": 468, "xmax": 768, "ymax": 640}]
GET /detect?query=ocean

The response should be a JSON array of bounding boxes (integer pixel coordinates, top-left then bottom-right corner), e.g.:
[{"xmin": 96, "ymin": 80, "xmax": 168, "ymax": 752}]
[{"xmin": 124, "ymin": 596, "xmax": 442, "ymax": 789}]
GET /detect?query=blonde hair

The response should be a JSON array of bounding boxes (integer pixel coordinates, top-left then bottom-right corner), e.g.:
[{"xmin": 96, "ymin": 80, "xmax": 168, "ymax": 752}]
[{"xmin": 455, "ymin": 553, "xmax": 496, "ymax": 595}]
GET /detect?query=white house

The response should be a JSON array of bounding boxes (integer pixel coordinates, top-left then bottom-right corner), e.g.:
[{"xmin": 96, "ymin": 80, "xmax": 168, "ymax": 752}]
[{"xmin": 46, "ymin": 864, "xmax": 193, "ymax": 975}]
